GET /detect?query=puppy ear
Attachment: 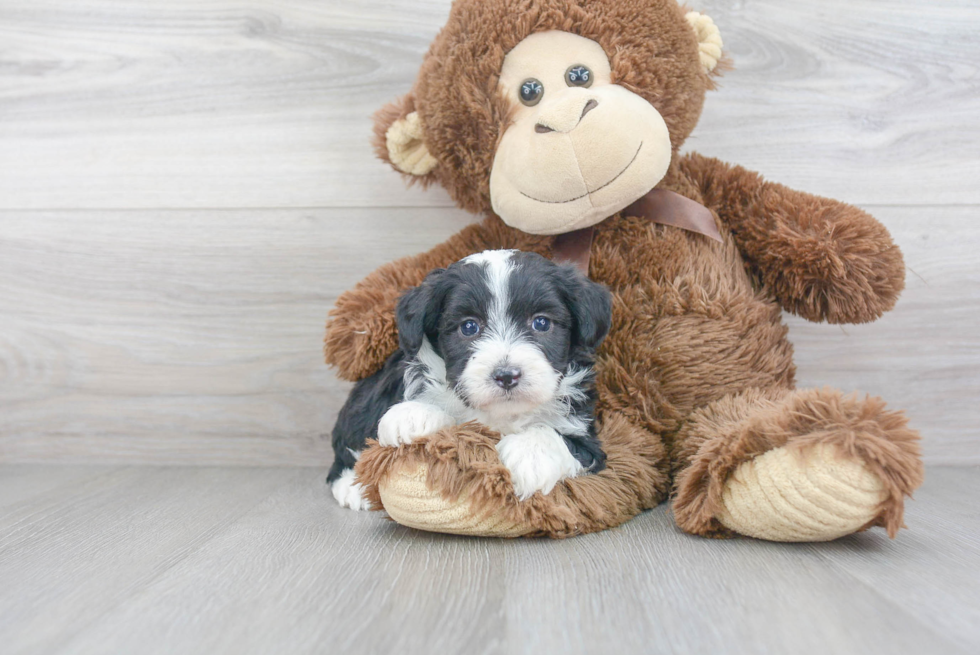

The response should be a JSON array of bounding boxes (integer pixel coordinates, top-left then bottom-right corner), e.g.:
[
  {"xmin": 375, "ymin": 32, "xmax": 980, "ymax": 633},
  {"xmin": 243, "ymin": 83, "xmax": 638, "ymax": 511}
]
[
  {"xmin": 395, "ymin": 269, "xmax": 447, "ymax": 355},
  {"xmin": 559, "ymin": 267, "xmax": 613, "ymax": 352},
  {"xmin": 372, "ymin": 93, "xmax": 439, "ymax": 179}
]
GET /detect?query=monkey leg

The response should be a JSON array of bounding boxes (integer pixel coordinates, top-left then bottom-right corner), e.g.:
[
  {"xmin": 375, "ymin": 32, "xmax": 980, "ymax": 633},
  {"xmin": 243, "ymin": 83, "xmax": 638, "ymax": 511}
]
[
  {"xmin": 671, "ymin": 387, "xmax": 923, "ymax": 541},
  {"xmin": 354, "ymin": 412, "xmax": 669, "ymax": 538}
]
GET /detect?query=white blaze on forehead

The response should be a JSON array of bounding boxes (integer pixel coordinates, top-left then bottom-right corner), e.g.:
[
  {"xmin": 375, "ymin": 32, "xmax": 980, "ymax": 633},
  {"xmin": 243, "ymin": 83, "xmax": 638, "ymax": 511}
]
[
  {"xmin": 463, "ymin": 249, "xmax": 517, "ymax": 339},
  {"xmin": 461, "ymin": 249, "xmax": 518, "ymax": 266}
]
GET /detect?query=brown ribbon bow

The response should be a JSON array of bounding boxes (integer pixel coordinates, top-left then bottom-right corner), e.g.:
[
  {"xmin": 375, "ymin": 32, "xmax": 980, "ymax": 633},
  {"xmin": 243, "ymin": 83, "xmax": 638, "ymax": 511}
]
[{"xmin": 552, "ymin": 188, "xmax": 721, "ymax": 275}]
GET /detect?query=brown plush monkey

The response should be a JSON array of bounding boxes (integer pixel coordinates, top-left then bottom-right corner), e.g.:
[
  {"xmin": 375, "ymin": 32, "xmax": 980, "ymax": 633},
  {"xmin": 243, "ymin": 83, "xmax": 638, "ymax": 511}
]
[{"xmin": 325, "ymin": 0, "xmax": 923, "ymax": 540}]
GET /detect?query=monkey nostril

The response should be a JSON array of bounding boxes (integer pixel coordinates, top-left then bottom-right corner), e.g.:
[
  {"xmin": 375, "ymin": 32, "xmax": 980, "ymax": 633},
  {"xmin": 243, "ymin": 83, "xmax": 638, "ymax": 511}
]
[
  {"xmin": 492, "ymin": 367, "xmax": 522, "ymax": 390},
  {"xmin": 580, "ymin": 98, "xmax": 598, "ymax": 120},
  {"xmin": 535, "ymin": 99, "xmax": 598, "ymax": 134}
]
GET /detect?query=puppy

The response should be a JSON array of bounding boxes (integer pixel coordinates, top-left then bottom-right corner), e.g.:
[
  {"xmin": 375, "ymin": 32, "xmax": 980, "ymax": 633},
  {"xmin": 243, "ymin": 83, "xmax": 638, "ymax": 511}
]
[{"xmin": 327, "ymin": 249, "xmax": 612, "ymax": 509}]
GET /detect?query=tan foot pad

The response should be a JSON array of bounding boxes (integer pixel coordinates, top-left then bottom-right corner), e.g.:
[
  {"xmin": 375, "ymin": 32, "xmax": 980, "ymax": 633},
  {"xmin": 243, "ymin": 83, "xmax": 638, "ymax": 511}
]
[
  {"xmin": 379, "ymin": 464, "xmax": 534, "ymax": 537},
  {"xmin": 718, "ymin": 443, "xmax": 887, "ymax": 542}
]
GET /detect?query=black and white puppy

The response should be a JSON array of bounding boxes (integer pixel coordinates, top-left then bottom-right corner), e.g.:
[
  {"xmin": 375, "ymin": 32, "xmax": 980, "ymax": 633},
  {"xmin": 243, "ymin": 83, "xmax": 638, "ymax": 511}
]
[{"xmin": 328, "ymin": 249, "xmax": 612, "ymax": 509}]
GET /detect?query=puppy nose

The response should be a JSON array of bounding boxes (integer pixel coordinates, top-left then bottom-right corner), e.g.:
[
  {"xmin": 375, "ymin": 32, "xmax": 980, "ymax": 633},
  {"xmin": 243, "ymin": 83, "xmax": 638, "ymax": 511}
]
[
  {"xmin": 492, "ymin": 367, "xmax": 522, "ymax": 390},
  {"xmin": 534, "ymin": 96, "xmax": 599, "ymax": 134}
]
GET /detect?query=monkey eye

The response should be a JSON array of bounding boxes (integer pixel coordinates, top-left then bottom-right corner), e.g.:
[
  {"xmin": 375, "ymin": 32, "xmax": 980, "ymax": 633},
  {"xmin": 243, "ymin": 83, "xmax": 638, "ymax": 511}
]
[
  {"xmin": 459, "ymin": 319, "xmax": 481, "ymax": 337},
  {"xmin": 519, "ymin": 79, "xmax": 544, "ymax": 106},
  {"xmin": 531, "ymin": 316, "xmax": 552, "ymax": 332},
  {"xmin": 565, "ymin": 65, "xmax": 593, "ymax": 88}
]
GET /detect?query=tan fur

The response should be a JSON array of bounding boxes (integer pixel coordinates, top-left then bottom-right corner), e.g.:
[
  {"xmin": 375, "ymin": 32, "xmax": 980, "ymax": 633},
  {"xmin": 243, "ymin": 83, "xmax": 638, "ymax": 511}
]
[
  {"xmin": 685, "ymin": 12, "xmax": 724, "ymax": 73},
  {"xmin": 385, "ymin": 112, "xmax": 438, "ymax": 175},
  {"xmin": 489, "ymin": 31, "xmax": 676, "ymax": 234},
  {"xmin": 329, "ymin": 0, "xmax": 924, "ymax": 540}
]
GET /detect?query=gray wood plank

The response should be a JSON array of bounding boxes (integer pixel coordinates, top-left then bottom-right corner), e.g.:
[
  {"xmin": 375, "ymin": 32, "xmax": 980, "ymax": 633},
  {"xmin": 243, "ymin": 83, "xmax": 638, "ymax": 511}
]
[
  {"xmin": 1, "ymin": 205, "xmax": 975, "ymax": 465},
  {"xmin": 806, "ymin": 466, "xmax": 980, "ymax": 652},
  {"xmin": 0, "ymin": 207, "xmax": 474, "ymax": 466},
  {"xmin": 57, "ymin": 469, "xmax": 505, "ymax": 655},
  {"xmin": 499, "ymin": 503, "xmax": 971, "ymax": 655},
  {"xmin": 0, "ymin": 465, "xmax": 116, "ymax": 510},
  {"xmin": 0, "ymin": 466, "xmax": 305, "ymax": 654},
  {"xmin": 0, "ymin": 0, "xmax": 976, "ymax": 209},
  {"xmin": 693, "ymin": 0, "xmax": 980, "ymax": 206},
  {"xmin": 0, "ymin": 465, "xmax": 970, "ymax": 655}
]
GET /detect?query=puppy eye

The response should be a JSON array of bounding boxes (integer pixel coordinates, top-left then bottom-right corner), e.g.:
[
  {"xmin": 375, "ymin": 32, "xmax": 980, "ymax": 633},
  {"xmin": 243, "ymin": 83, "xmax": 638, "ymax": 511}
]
[
  {"xmin": 531, "ymin": 316, "xmax": 551, "ymax": 332},
  {"xmin": 459, "ymin": 319, "xmax": 481, "ymax": 337},
  {"xmin": 519, "ymin": 79, "xmax": 544, "ymax": 106},
  {"xmin": 565, "ymin": 65, "xmax": 592, "ymax": 88}
]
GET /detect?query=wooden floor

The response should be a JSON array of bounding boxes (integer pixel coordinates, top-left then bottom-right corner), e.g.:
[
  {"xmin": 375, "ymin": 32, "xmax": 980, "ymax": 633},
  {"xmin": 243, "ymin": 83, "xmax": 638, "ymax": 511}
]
[{"xmin": 0, "ymin": 464, "xmax": 977, "ymax": 655}]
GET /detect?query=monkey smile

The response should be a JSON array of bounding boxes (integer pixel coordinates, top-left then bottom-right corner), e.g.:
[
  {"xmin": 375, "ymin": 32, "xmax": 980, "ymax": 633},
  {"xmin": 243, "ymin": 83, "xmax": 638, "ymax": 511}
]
[{"xmin": 520, "ymin": 141, "xmax": 643, "ymax": 205}]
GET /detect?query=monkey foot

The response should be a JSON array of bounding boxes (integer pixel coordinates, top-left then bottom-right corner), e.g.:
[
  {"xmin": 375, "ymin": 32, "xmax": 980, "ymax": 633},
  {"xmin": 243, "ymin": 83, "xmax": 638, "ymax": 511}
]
[
  {"xmin": 717, "ymin": 443, "xmax": 887, "ymax": 542},
  {"xmin": 353, "ymin": 414, "xmax": 667, "ymax": 539},
  {"xmin": 379, "ymin": 463, "xmax": 533, "ymax": 537}
]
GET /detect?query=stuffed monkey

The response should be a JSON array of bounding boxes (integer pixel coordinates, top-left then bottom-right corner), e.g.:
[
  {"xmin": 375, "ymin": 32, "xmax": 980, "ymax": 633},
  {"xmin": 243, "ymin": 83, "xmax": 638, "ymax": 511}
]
[{"xmin": 326, "ymin": 0, "xmax": 923, "ymax": 540}]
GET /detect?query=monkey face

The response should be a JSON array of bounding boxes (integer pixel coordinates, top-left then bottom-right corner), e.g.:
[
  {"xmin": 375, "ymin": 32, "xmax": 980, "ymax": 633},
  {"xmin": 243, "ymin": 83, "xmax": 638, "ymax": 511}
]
[
  {"xmin": 374, "ymin": 2, "xmax": 723, "ymax": 222},
  {"xmin": 489, "ymin": 31, "xmax": 674, "ymax": 235}
]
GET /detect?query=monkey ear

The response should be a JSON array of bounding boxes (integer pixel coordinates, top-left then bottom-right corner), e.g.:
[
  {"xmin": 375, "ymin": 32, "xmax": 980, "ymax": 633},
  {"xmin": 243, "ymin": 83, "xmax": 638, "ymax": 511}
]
[
  {"xmin": 684, "ymin": 11, "xmax": 724, "ymax": 74},
  {"xmin": 386, "ymin": 111, "xmax": 438, "ymax": 176},
  {"xmin": 372, "ymin": 94, "xmax": 438, "ymax": 177}
]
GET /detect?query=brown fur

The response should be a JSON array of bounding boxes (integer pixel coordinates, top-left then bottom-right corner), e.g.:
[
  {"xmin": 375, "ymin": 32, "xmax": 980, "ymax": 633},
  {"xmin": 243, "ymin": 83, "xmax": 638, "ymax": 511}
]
[
  {"xmin": 680, "ymin": 154, "xmax": 906, "ymax": 324},
  {"xmin": 671, "ymin": 387, "xmax": 923, "ymax": 538},
  {"xmin": 357, "ymin": 412, "xmax": 668, "ymax": 538},
  {"xmin": 329, "ymin": 0, "xmax": 924, "ymax": 539}
]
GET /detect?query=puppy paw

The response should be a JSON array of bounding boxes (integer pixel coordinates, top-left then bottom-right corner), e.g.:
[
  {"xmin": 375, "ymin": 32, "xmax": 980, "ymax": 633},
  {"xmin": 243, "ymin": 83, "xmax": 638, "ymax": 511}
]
[
  {"xmin": 330, "ymin": 468, "xmax": 372, "ymax": 511},
  {"xmin": 377, "ymin": 401, "xmax": 456, "ymax": 447},
  {"xmin": 496, "ymin": 425, "xmax": 584, "ymax": 500}
]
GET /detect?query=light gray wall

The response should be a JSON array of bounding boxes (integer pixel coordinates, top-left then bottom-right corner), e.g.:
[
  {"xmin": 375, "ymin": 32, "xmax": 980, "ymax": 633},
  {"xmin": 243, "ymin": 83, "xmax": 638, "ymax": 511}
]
[{"xmin": 1, "ymin": 0, "xmax": 977, "ymax": 465}]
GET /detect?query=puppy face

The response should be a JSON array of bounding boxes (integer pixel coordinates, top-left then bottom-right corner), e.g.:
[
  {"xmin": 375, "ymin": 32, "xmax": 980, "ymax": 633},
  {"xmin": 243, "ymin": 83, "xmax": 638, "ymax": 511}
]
[{"xmin": 396, "ymin": 250, "xmax": 612, "ymax": 422}]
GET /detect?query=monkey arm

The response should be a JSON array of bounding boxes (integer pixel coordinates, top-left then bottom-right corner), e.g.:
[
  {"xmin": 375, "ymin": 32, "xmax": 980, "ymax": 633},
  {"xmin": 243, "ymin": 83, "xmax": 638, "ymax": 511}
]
[
  {"xmin": 325, "ymin": 215, "xmax": 546, "ymax": 381},
  {"xmin": 679, "ymin": 153, "xmax": 905, "ymax": 324}
]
